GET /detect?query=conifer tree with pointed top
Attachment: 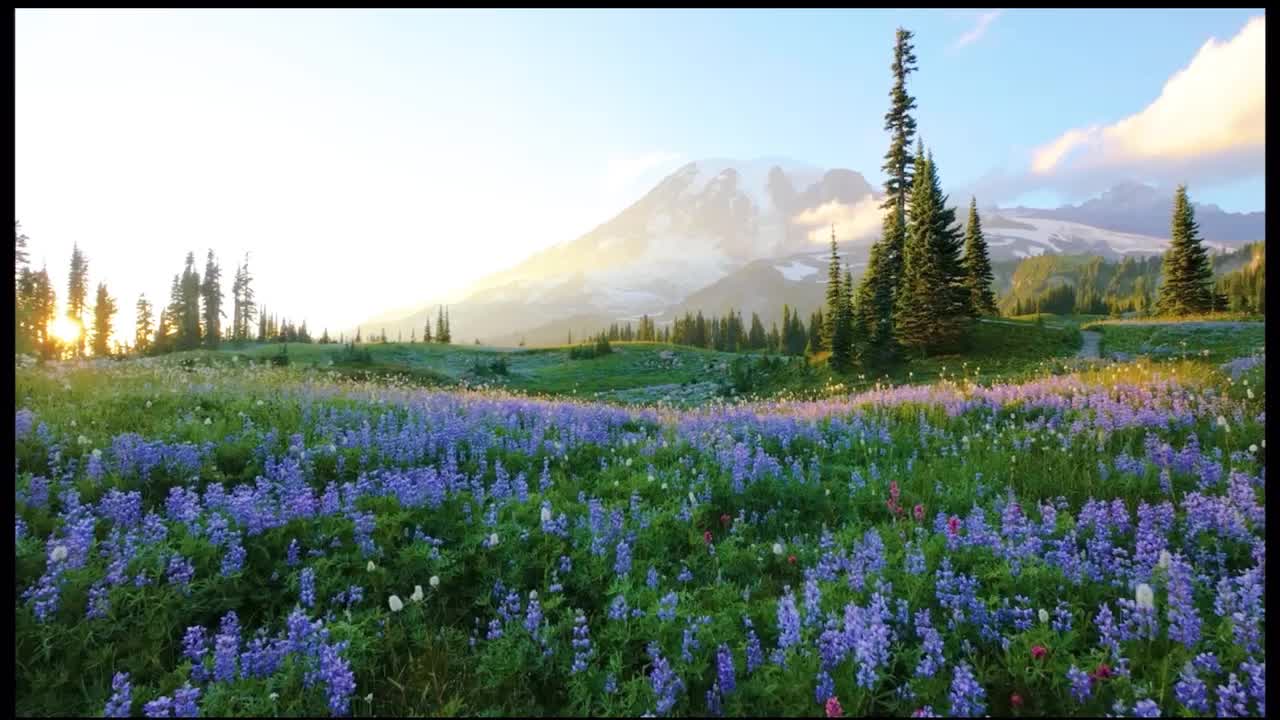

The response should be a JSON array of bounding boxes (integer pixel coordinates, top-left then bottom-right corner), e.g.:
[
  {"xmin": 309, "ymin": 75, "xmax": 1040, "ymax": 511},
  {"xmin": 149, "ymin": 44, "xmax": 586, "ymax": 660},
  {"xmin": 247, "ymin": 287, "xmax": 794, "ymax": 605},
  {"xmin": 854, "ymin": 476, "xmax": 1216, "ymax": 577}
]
[
  {"xmin": 201, "ymin": 250, "xmax": 224, "ymax": 348},
  {"xmin": 1156, "ymin": 185, "xmax": 1215, "ymax": 316},
  {"xmin": 962, "ymin": 198, "xmax": 998, "ymax": 316},
  {"xmin": 66, "ymin": 244, "xmax": 89, "ymax": 356},
  {"xmin": 91, "ymin": 282, "xmax": 116, "ymax": 356},
  {"xmin": 135, "ymin": 295, "xmax": 154, "ymax": 355}
]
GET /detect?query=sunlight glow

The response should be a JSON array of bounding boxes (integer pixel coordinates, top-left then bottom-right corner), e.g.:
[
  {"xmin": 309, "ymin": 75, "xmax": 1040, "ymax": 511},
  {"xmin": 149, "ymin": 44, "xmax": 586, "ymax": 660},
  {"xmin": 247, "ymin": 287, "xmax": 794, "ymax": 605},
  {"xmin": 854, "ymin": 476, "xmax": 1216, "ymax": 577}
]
[{"xmin": 50, "ymin": 316, "xmax": 83, "ymax": 345}]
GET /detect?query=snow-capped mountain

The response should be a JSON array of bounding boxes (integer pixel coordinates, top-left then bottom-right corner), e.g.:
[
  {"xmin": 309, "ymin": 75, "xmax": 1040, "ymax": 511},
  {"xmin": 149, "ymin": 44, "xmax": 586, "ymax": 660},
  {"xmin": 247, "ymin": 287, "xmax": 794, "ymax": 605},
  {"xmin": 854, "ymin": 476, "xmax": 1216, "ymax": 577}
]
[{"xmin": 360, "ymin": 161, "xmax": 1263, "ymax": 346}]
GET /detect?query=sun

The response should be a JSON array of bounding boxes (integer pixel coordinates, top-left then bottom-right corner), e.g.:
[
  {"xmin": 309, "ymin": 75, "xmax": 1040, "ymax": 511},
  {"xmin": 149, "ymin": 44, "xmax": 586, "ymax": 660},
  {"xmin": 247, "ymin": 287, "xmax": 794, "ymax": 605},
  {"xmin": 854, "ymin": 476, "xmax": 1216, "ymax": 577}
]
[{"xmin": 50, "ymin": 316, "xmax": 83, "ymax": 345}]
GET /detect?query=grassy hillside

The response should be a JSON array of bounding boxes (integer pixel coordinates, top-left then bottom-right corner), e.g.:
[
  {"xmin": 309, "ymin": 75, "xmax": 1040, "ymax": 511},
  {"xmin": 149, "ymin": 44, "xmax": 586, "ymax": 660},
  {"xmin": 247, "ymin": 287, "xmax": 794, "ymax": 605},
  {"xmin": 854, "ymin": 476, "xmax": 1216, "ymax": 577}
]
[{"xmin": 1084, "ymin": 319, "xmax": 1266, "ymax": 361}]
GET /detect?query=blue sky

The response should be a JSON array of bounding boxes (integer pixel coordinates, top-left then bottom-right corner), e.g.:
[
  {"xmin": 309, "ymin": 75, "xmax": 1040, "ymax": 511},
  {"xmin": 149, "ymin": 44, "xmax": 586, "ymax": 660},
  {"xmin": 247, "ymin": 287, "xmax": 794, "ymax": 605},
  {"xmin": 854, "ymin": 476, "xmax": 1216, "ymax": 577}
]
[{"xmin": 15, "ymin": 9, "xmax": 1265, "ymax": 337}]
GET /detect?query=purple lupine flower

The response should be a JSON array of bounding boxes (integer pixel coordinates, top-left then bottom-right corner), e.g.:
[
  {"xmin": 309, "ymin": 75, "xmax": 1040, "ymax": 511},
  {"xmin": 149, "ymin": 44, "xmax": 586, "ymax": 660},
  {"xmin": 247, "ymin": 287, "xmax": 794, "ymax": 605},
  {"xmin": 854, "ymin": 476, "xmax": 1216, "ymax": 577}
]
[
  {"xmin": 1240, "ymin": 660, "xmax": 1265, "ymax": 715},
  {"xmin": 614, "ymin": 534, "xmax": 634, "ymax": 577},
  {"xmin": 1051, "ymin": 601, "xmax": 1073, "ymax": 633},
  {"xmin": 1133, "ymin": 698, "xmax": 1160, "ymax": 717},
  {"xmin": 1174, "ymin": 662, "xmax": 1209, "ymax": 714},
  {"xmin": 648, "ymin": 645, "xmax": 684, "ymax": 716},
  {"xmin": 1217, "ymin": 673, "xmax": 1249, "ymax": 716},
  {"xmin": 104, "ymin": 672, "xmax": 132, "ymax": 717},
  {"xmin": 608, "ymin": 594, "xmax": 629, "ymax": 621},
  {"xmin": 646, "ymin": 566, "xmax": 660, "ymax": 590},
  {"xmin": 914, "ymin": 609, "xmax": 944, "ymax": 678},
  {"xmin": 776, "ymin": 586, "xmax": 801, "ymax": 652},
  {"xmin": 716, "ymin": 644, "xmax": 736, "ymax": 695},
  {"xmin": 658, "ymin": 592, "xmax": 678, "ymax": 622},
  {"xmin": 744, "ymin": 618, "xmax": 764, "ymax": 674},
  {"xmin": 299, "ymin": 567, "xmax": 317, "ymax": 608},
  {"xmin": 142, "ymin": 695, "xmax": 172, "ymax": 717},
  {"xmin": 171, "ymin": 683, "xmax": 200, "ymax": 717},
  {"xmin": 948, "ymin": 662, "xmax": 986, "ymax": 717},
  {"xmin": 1067, "ymin": 666, "xmax": 1092, "ymax": 703},
  {"xmin": 814, "ymin": 669, "xmax": 834, "ymax": 706},
  {"xmin": 286, "ymin": 538, "xmax": 301, "ymax": 566},
  {"xmin": 570, "ymin": 612, "xmax": 592, "ymax": 673},
  {"xmin": 1166, "ymin": 554, "xmax": 1200, "ymax": 648},
  {"xmin": 524, "ymin": 596, "xmax": 542, "ymax": 639},
  {"xmin": 1094, "ymin": 602, "xmax": 1121, "ymax": 657}
]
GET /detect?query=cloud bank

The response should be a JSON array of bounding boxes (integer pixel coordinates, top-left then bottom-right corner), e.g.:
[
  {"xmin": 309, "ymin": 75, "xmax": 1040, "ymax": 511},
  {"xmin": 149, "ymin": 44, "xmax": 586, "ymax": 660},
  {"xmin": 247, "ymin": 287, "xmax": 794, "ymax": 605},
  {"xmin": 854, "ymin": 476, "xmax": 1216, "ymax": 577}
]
[
  {"xmin": 971, "ymin": 15, "xmax": 1264, "ymax": 203},
  {"xmin": 793, "ymin": 195, "xmax": 884, "ymax": 246}
]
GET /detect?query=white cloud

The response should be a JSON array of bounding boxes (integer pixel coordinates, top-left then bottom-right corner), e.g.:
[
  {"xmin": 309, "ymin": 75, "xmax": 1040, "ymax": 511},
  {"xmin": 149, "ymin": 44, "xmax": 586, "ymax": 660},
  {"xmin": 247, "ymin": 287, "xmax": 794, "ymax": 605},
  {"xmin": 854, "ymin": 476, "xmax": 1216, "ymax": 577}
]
[
  {"xmin": 793, "ymin": 195, "xmax": 884, "ymax": 246},
  {"xmin": 1030, "ymin": 15, "xmax": 1264, "ymax": 177},
  {"xmin": 952, "ymin": 10, "xmax": 1003, "ymax": 50}
]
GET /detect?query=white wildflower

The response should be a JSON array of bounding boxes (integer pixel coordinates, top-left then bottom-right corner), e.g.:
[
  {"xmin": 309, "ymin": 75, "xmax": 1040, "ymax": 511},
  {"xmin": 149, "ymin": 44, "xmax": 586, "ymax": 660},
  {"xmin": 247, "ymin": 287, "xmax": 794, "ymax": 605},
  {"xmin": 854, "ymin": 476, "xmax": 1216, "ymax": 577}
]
[
  {"xmin": 489, "ymin": 532, "xmax": 499, "ymax": 546},
  {"xmin": 1038, "ymin": 608, "xmax": 1050, "ymax": 624},
  {"xmin": 50, "ymin": 545, "xmax": 69, "ymax": 563},
  {"xmin": 1158, "ymin": 550, "xmax": 1172, "ymax": 570},
  {"xmin": 77, "ymin": 434, "xmax": 90, "ymax": 446},
  {"xmin": 204, "ymin": 418, "xmax": 212, "ymax": 425},
  {"xmin": 145, "ymin": 400, "xmax": 152, "ymax": 408},
  {"xmin": 69, "ymin": 419, "xmax": 76, "ymax": 427},
  {"xmin": 1135, "ymin": 583, "xmax": 1154, "ymax": 611},
  {"xmin": 367, "ymin": 560, "xmax": 376, "ymax": 572},
  {"xmin": 540, "ymin": 507, "xmax": 552, "ymax": 523},
  {"xmin": 529, "ymin": 590, "xmax": 538, "ymax": 600},
  {"xmin": 410, "ymin": 585, "xmax": 424, "ymax": 603},
  {"xmin": 1249, "ymin": 444, "xmax": 1258, "ymax": 454},
  {"xmin": 772, "ymin": 542, "xmax": 784, "ymax": 556},
  {"xmin": 269, "ymin": 692, "xmax": 279, "ymax": 702},
  {"xmin": 388, "ymin": 594, "xmax": 404, "ymax": 612},
  {"xmin": 256, "ymin": 399, "xmax": 264, "ymax": 406},
  {"xmin": 429, "ymin": 575, "xmax": 440, "ymax": 588}
]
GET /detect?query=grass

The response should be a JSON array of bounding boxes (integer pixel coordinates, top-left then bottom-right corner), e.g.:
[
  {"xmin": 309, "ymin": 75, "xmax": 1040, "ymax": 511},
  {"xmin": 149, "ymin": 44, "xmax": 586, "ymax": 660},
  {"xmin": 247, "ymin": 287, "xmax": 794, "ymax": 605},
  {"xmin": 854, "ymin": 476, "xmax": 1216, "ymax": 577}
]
[{"xmin": 1084, "ymin": 319, "xmax": 1266, "ymax": 361}]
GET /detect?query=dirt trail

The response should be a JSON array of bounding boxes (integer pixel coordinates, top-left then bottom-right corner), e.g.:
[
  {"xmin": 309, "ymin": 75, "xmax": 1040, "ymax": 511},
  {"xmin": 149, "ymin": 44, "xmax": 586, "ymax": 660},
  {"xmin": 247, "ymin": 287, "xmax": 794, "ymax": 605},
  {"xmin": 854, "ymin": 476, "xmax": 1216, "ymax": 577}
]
[{"xmin": 1076, "ymin": 330, "xmax": 1102, "ymax": 359}]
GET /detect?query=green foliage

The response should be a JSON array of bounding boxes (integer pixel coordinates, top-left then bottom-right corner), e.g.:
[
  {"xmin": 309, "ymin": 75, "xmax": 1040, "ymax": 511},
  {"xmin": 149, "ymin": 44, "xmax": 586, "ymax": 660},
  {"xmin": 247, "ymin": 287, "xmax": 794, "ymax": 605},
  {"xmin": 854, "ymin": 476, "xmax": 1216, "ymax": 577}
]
[
  {"xmin": 962, "ymin": 198, "xmax": 998, "ymax": 316},
  {"xmin": 1156, "ymin": 185, "xmax": 1216, "ymax": 316}
]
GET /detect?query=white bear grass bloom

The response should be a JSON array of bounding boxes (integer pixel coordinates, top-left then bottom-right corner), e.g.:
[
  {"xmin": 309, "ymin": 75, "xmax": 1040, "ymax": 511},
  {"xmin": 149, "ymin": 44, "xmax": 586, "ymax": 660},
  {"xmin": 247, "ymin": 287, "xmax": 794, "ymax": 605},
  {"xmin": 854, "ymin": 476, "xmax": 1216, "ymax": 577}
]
[
  {"xmin": 388, "ymin": 594, "xmax": 404, "ymax": 613},
  {"xmin": 1135, "ymin": 583, "xmax": 1154, "ymax": 611}
]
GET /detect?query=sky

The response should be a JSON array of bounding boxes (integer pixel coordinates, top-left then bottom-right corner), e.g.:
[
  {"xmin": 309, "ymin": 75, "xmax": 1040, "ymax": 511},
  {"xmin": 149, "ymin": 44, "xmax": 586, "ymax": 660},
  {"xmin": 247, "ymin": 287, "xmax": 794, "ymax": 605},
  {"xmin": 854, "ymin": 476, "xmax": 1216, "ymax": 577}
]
[{"xmin": 15, "ymin": 9, "xmax": 1265, "ymax": 342}]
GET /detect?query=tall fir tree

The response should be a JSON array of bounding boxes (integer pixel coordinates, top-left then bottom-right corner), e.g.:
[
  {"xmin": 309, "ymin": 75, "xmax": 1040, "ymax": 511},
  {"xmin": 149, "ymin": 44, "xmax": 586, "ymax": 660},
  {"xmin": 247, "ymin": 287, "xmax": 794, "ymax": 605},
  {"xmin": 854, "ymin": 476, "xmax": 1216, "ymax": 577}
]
[
  {"xmin": 894, "ymin": 148, "xmax": 969, "ymax": 355},
  {"xmin": 856, "ymin": 27, "xmax": 919, "ymax": 364},
  {"xmin": 823, "ymin": 227, "xmax": 844, "ymax": 351},
  {"xmin": 232, "ymin": 254, "xmax": 256, "ymax": 341},
  {"xmin": 436, "ymin": 306, "xmax": 446, "ymax": 344},
  {"xmin": 423, "ymin": 316, "xmax": 432, "ymax": 343},
  {"xmin": 92, "ymin": 282, "xmax": 116, "ymax": 356},
  {"xmin": 67, "ymin": 244, "xmax": 89, "ymax": 356},
  {"xmin": 179, "ymin": 252, "xmax": 202, "ymax": 350},
  {"xmin": 1156, "ymin": 185, "xmax": 1215, "ymax": 316},
  {"xmin": 747, "ymin": 312, "xmax": 766, "ymax": 350},
  {"xmin": 961, "ymin": 198, "xmax": 998, "ymax": 316},
  {"xmin": 201, "ymin": 250, "xmax": 223, "ymax": 348},
  {"xmin": 135, "ymin": 295, "xmax": 154, "ymax": 354}
]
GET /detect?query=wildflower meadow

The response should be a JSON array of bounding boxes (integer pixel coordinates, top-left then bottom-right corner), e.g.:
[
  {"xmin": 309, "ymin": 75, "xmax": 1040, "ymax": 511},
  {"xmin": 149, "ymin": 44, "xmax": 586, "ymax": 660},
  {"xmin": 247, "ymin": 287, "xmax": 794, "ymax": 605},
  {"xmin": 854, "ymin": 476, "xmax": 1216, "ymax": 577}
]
[{"xmin": 14, "ymin": 355, "xmax": 1266, "ymax": 717}]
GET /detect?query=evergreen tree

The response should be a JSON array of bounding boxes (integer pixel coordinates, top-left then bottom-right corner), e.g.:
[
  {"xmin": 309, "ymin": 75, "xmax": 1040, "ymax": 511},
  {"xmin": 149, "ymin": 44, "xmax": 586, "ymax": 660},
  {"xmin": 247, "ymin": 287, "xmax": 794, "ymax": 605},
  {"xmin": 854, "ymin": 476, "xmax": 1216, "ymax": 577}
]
[
  {"xmin": 232, "ymin": 254, "xmax": 255, "ymax": 341},
  {"xmin": 179, "ymin": 252, "xmax": 202, "ymax": 350},
  {"xmin": 823, "ymin": 228, "xmax": 843, "ymax": 351},
  {"xmin": 767, "ymin": 321, "xmax": 780, "ymax": 353},
  {"xmin": 747, "ymin": 312, "xmax": 766, "ymax": 350},
  {"xmin": 894, "ymin": 149, "xmax": 969, "ymax": 354},
  {"xmin": 881, "ymin": 28, "xmax": 919, "ymax": 212},
  {"xmin": 855, "ymin": 206, "xmax": 902, "ymax": 361},
  {"xmin": 135, "ymin": 295, "xmax": 154, "ymax": 354},
  {"xmin": 808, "ymin": 309, "xmax": 824, "ymax": 356},
  {"xmin": 67, "ymin": 244, "xmax": 89, "ymax": 356},
  {"xmin": 201, "ymin": 250, "xmax": 223, "ymax": 348},
  {"xmin": 423, "ymin": 316, "xmax": 432, "ymax": 343},
  {"xmin": 91, "ymin": 282, "xmax": 116, "ymax": 356},
  {"xmin": 354, "ymin": 326, "xmax": 361, "ymax": 344},
  {"xmin": 32, "ymin": 266, "xmax": 58, "ymax": 359},
  {"xmin": 1156, "ymin": 185, "xmax": 1215, "ymax": 316},
  {"xmin": 856, "ymin": 28, "xmax": 919, "ymax": 364},
  {"xmin": 442, "ymin": 306, "xmax": 451, "ymax": 343},
  {"xmin": 14, "ymin": 221, "xmax": 28, "ymax": 282},
  {"xmin": 436, "ymin": 306, "xmax": 447, "ymax": 344},
  {"xmin": 962, "ymin": 198, "xmax": 998, "ymax": 316},
  {"xmin": 321, "ymin": 328, "xmax": 331, "ymax": 344}
]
